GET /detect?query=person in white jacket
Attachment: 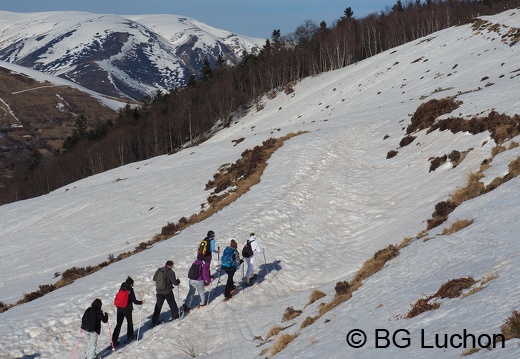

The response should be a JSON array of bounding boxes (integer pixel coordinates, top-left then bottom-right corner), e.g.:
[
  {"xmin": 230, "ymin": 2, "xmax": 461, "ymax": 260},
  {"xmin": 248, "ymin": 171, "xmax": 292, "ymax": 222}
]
[{"xmin": 241, "ymin": 233, "xmax": 264, "ymax": 286}]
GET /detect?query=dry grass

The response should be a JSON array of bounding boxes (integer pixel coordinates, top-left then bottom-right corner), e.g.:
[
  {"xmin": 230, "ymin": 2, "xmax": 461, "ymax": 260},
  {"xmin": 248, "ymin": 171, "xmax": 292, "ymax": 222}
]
[
  {"xmin": 269, "ymin": 333, "xmax": 298, "ymax": 358},
  {"xmin": 318, "ymin": 293, "xmax": 352, "ymax": 317},
  {"xmin": 451, "ymin": 172, "xmax": 485, "ymax": 205},
  {"xmin": 300, "ymin": 316, "xmax": 319, "ymax": 330},
  {"xmin": 353, "ymin": 245, "xmax": 400, "ymax": 286},
  {"xmin": 491, "ymin": 145, "xmax": 506, "ymax": 157},
  {"xmin": 282, "ymin": 306, "xmax": 303, "ymax": 322},
  {"xmin": 307, "ymin": 289, "xmax": 326, "ymax": 306},
  {"xmin": 265, "ymin": 324, "xmax": 295, "ymax": 340},
  {"xmin": 500, "ymin": 310, "xmax": 520, "ymax": 340},
  {"xmin": 481, "ymin": 273, "xmax": 499, "ymax": 285},
  {"xmin": 508, "ymin": 141, "xmax": 519, "ymax": 149},
  {"xmin": 461, "ymin": 273, "xmax": 498, "ymax": 298},
  {"xmin": 407, "ymin": 297, "xmax": 440, "ymax": 318},
  {"xmin": 441, "ymin": 219, "xmax": 474, "ymax": 235}
]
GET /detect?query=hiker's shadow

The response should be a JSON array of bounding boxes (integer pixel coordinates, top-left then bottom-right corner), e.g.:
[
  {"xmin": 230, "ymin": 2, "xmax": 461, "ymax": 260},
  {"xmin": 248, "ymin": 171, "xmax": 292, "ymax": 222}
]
[{"xmin": 257, "ymin": 259, "xmax": 282, "ymax": 284}]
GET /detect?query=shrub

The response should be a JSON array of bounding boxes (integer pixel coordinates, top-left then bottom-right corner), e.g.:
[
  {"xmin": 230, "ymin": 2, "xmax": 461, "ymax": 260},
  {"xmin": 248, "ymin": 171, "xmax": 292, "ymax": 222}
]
[
  {"xmin": 406, "ymin": 97, "xmax": 461, "ymax": 134},
  {"xmin": 334, "ymin": 281, "xmax": 351, "ymax": 296},
  {"xmin": 282, "ymin": 306, "xmax": 303, "ymax": 322},
  {"xmin": 451, "ymin": 172, "xmax": 485, "ymax": 205},
  {"xmin": 386, "ymin": 150, "xmax": 398, "ymax": 159},
  {"xmin": 500, "ymin": 311, "xmax": 520, "ymax": 340},
  {"xmin": 399, "ymin": 135, "xmax": 416, "ymax": 147},
  {"xmin": 429, "ymin": 155, "xmax": 447, "ymax": 172},
  {"xmin": 434, "ymin": 277, "xmax": 476, "ymax": 298},
  {"xmin": 406, "ymin": 297, "xmax": 440, "ymax": 318}
]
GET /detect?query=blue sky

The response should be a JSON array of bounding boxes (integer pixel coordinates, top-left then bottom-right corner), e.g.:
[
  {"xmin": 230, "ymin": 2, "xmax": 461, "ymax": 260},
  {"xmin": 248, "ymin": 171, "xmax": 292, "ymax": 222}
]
[{"xmin": 0, "ymin": 0, "xmax": 397, "ymax": 38}]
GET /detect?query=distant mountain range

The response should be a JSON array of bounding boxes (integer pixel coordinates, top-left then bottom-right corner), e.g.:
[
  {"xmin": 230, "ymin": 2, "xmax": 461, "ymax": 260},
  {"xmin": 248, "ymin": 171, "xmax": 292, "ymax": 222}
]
[{"xmin": 0, "ymin": 11, "xmax": 265, "ymax": 101}]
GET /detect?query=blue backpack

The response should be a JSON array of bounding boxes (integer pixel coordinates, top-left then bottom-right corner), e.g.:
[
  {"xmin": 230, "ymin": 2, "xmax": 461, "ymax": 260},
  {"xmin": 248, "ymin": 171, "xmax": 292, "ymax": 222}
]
[{"xmin": 221, "ymin": 247, "xmax": 235, "ymax": 268}]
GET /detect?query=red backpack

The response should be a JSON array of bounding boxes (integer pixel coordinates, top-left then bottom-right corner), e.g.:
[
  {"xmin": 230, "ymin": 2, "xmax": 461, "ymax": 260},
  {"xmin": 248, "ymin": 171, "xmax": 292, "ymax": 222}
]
[{"xmin": 114, "ymin": 289, "xmax": 129, "ymax": 308}]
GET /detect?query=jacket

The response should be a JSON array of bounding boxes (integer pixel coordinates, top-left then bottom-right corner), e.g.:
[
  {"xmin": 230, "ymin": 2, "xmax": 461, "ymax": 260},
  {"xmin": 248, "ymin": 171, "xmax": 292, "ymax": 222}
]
[
  {"xmin": 153, "ymin": 266, "xmax": 180, "ymax": 295},
  {"xmin": 81, "ymin": 306, "xmax": 108, "ymax": 334}
]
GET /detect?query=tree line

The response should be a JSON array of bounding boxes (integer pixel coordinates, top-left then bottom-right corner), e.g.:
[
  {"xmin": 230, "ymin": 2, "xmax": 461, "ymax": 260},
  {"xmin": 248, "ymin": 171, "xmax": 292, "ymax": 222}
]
[{"xmin": 1, "ymin": 0, "xmax": 518, "ymax": 204}]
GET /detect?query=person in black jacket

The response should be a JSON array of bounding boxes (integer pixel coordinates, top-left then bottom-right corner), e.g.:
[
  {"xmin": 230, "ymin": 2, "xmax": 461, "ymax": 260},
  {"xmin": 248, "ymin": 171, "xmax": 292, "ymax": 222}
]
[
  {"xmin": 81, "ymin": 298, "xmax": 108, "ymax": 359},
  {"xmin": 111, "ymin": 276, "xmax": 144, "ymax": 346},
  {"xmin": 151, "ymin": 260, "xmax": 181, "ymax": 326}
]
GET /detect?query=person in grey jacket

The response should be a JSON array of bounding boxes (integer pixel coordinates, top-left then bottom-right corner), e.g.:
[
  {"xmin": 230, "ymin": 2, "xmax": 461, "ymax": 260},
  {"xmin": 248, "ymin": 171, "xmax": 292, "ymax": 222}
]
[{"xmin": 151, "ymin": 260, "xmax": 181, "ymax": 326}]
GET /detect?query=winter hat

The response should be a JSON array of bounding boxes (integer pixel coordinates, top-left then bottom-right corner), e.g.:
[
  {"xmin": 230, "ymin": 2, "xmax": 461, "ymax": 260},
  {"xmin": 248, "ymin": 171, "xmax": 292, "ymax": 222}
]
[
  {"xmin": 207, "ymin": 230, "xmax": 215, "ymax": 238},
  {"xmin": 126, "ymin": 276, "xmax": 134, "ymax": 285},
  {"xmin": 230, "ymin": 239, "xmax": 237, "ymax": 248}
]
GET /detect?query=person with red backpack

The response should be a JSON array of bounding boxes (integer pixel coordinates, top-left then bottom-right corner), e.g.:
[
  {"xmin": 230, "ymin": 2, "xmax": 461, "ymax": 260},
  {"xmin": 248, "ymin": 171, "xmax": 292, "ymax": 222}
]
[
  {"xmin": 81, "ymin": 298, "xmax": 108, "ymax": 359},
  {"xmin": 111, "ymin": 276, "xmax": 144, "ymax": 347}
]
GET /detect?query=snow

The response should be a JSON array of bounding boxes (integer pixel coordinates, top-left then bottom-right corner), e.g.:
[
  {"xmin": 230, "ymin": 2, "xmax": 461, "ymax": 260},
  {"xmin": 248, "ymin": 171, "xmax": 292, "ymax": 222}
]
[{"xmin": 1, "ymin": 9, "xmax": 520, "ymax": 359}]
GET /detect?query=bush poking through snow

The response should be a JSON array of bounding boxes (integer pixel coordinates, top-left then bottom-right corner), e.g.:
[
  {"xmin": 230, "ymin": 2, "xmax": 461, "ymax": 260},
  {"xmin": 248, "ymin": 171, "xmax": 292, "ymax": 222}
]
[
  {"xmin": 300, "ymin": 316, "xmax": 319, "ymax": 330},
  {"xmin": 407, "ymin": 297, "xmax": 440, "ymax": 318},
  {"xmin": 434, "ymin": 277, "xmax": 476, "ymax": 298},
  {"xmin": 500, "ymin": 310, "xmax": 520, "ymax": 340},
  {"xmin": 441, "ymin": 219, "xmax": 474, "ymax": 235},
  {"xmin": 334, "ymin": 281, "xmax": 351, "ymax": 296}
]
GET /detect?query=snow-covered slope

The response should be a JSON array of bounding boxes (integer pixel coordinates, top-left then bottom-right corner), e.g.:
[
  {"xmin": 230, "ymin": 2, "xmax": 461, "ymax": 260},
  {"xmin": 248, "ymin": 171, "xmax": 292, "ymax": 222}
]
[
  {"xmin": 0, "ymin": 11, "xmax": 264, "ymax": 101},
  {"xmin": 0, "ymin": 9, "xmax": 519, "ymax": 359}
]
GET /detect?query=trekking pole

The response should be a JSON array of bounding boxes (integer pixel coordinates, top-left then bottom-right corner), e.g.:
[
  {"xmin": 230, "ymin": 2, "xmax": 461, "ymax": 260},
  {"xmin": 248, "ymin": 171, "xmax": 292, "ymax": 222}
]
[
  {"xmin": 136, "ymin": 304, "xmax": 143, "ymax": 345},
  {"xmin": 177, "ymin": 285, "xmax": 181, "ymax": 319},
  {"xmin": 242, "ymin": 262, "xmax": 245, "ymax": 294},
  {"xmin": 107, "ymin": 320, "xmax": 115, "ymax": 351},
  {"xmin": 72, "ymin": 329, "xmax": 84, "ymax": 359}
]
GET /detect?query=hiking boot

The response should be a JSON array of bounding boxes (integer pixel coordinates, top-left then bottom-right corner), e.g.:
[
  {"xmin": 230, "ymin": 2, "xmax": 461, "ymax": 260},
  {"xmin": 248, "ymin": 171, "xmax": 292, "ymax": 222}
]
[
  {"xmin": 251, "ymin": 274, "xmax": 258, "ymax": 281},
  {"xmin": 183, "ymin": 304, "xmax": 191, "ymax": 313},
  {"xmin": 126, "ymin": 336, "xmax": 135, "ymax": 344},
  {"xmin": 151, "ymin": 320, "xmax": 163, "ymax": 327}
]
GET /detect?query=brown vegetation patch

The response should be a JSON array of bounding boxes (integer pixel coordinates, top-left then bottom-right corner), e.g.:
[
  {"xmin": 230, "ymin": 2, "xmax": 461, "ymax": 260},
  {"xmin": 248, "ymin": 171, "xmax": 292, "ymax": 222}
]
[
  {"xmin": 334, "ymin": 281, "xmax": 351, "ymax": 296},
  {"xmin": 434, "ymin": 277, "xmax": 476, "ymax": 299},
  {"xmin": 407, "ymin": 297, "xmax": 440, "ymax": 318},
  {"xmin": 406, "ymin": 97, "xmax": 461, "ymax": 134},
  {"xmin": 441, "ymin": 219, "xmax": 474, "ymax": 235},
  {"xmin": 282, "ymin": 306, "xmax": 303, "ymax": 322},
  {"xmin": 451, "ymin": 172, "xmax": 485, "ymax": 205},
  {"xmin": 269, "ymin": 333, "xmax": 298, "ymax": 358},
  {"xmin": 386, "ymin": 150, "xmax": 398, "ymax": 159},
  {"xmin": 500, "ymin": 310, "xmax": 520, "ymax": 340},
  {"xmin": 300, "ymin": 316, "xmax": 319, "ymax": 330},
  {"xmin": 307, "ymin": 289, "xmax": 326, "ymax": 306},
  {"xmin": 427, "ymin": 200, "xmax": 457, "ymax": 229},
  {"xmin": 399, "ymin": 135, "xmax": 416, "ymax": 147},
  {"xmin": 429, "ymin": 155, "xmax": 447, "ymax": 172}
]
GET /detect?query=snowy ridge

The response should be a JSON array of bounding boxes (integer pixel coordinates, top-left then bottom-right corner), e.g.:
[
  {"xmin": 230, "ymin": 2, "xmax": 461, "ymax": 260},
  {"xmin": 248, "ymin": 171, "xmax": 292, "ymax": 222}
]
[
  {"xmin": 1, "ymin": 9, "xmax": 520, "ymax": 359},
  {"xmin": 0, "ymin": 11, "xmax": 264, "ymax": 100}
]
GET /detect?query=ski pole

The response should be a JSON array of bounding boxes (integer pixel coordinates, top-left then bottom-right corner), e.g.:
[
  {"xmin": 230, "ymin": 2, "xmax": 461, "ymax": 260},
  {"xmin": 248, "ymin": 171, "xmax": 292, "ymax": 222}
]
[
  {"xmin": 72, "ymin": 329, "xmax": 84, "ymax": 359},
  {"xmin": 177, "ymin": 285, "xmax": 181, "ymax": 319},
  {"xmin": 242, "ymin": 262, "xmax": 245, "ymax": 293},
  {"xmin": 136, "ymin": 304, "xmax": 143, "ymax": 344},
  {"xmin": 107, "ymin": 319, "xmax": 115, "ymax": 351}
]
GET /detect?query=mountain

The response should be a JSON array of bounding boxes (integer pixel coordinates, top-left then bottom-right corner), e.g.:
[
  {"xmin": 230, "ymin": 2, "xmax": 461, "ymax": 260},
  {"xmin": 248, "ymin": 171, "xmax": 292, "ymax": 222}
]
[
  {"xmin": 0, "ymin": 11, "xmax": 265, "ymax": 101},
  {"xmin": 1, "ymin": 8, "xmax": 520, "ymax": 359}
]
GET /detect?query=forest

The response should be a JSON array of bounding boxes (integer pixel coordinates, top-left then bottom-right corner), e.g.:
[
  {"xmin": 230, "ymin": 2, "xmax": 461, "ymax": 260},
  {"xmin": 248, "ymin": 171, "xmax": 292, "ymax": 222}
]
[{"xmin": 1, "ymin": 0, "xmax": 518, "ymax": 204}]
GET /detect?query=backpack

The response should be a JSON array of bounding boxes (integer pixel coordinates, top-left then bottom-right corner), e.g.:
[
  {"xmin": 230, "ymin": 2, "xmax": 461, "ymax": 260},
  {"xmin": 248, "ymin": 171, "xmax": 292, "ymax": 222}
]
[
  {"xmin": 188, "ymin": 262, "xmax": 202, "ymax": 280},
  {"xmin": 221, "ymin": 247, "xmax": 235, "ymax": 268},
  {"xmin": 155, "ymin": 269, "xmax": 167, "ymax": 290},
  {"xmin": 197, "ymin": 237, "xmax": 211, "ymax": 257},
  {"xmin": 81, "ymin": 307, "xmax": 96, "ymax": 332},
  {"xmin": 114, "ymin": 289, "xmax": 129, "ymax": 308},
  {"xmin": 242, "ymin": 239, "xmax": 255, "ymax": 258}
]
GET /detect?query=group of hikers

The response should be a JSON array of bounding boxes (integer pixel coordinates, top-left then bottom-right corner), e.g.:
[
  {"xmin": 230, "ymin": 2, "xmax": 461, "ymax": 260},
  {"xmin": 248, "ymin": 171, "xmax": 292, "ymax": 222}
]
[{"xmin": 78, "ymin": 231, "xmax": 264, "ymax": 359}]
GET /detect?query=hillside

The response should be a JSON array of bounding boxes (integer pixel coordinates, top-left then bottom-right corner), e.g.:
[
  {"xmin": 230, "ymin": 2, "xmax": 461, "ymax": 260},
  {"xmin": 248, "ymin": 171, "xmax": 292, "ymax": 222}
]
[
  {"xmin": 0, "ymin": 8, "xmax": 520, "ymax": 359},
  {"xmin": 0, "ymin": 60, "xmax": 123, "ymax": 184},
  {"xmin": 0, "ymin": 11, "xmax": 264, "ymax": 101}
]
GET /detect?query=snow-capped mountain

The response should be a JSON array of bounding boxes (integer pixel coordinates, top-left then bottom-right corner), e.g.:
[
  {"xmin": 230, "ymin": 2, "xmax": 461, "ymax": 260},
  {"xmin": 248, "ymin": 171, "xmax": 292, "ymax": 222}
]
[
  {"xmin": 0, "ymin": 11, "xmax": 264, "ymax": 101},
  {"xmin": 1, "ymin": 8, "xmax": 520, "ymax": 359}
]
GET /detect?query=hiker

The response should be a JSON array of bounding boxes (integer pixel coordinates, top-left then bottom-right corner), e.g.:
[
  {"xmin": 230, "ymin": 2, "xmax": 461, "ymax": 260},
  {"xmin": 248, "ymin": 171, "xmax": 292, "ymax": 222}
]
[
  {"xmin": 81, "ymin": 298, "xmax": 108, "ymax": 359},
  {"xmin": 221, "ymin": 239, "xmax": 243, "ymax": 299},
  {"xmin": 197, "ymin": 230, "xmax": 220, "ymax": 286},
  {"xmin": 112, "ymin": 277, "xmax": 144, "ymax": 347},
  {"xmin": 151, "ymin": 260, "xmax": 181, "ymax": 326},
  {"xmin": 242, "ymin": 232, "xmax": 264, "ymax": 286},
  {"xmin": 183, "ymin": 258, "xmax": 208, "ymax": 313}
]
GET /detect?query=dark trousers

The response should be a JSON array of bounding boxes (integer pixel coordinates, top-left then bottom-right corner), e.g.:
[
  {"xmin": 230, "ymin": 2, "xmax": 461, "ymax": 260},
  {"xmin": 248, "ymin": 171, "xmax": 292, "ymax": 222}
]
[
  {"xmin": 112, "ymin": 309, "xmax": 134, "ymax": 344},
  {"xmin": 224, "ymin": 267, "xmax": 236, "ymax": 297},
  {"xmin": 152, "ymin": 290, "xmax": 179, "ymax": 324}
]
